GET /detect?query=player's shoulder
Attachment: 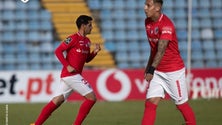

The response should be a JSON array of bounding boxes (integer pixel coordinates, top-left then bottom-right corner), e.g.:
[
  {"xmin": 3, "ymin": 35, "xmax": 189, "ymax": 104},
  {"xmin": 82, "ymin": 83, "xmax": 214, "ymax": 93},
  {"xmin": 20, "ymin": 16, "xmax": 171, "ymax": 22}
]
[
  {"xmin": 159, "ymin": 14, "xmax": 175, "ymax": 29},
  {"xmin": 161, "ymin": 14, "xmax": 174, "ymax": 25},
  {"xmin": 63, "ymin": 33, "xmax": 78, "ymax": 44}
]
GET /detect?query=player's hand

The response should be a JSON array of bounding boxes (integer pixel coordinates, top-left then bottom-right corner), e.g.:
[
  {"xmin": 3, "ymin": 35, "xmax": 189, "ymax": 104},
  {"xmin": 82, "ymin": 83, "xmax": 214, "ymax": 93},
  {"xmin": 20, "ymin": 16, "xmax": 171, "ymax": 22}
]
[
  {"xmin": 144, "ymin": 73, "xmax": 153, "ymax": 82},
  {"xmin": 67, "ymin": 65, "xmax": 76, "ymax": 73},
  {"xmin": 93, "ymin": 43, "xmax": 101, "ymax": 54}
]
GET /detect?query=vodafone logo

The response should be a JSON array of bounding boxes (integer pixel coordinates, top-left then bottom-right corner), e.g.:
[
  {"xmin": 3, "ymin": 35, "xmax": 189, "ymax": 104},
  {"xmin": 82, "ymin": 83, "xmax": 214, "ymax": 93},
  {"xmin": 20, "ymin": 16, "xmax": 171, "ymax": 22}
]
[{"xmin": 97, "ymin": 69, "xmax": 131, "ymax": 101}]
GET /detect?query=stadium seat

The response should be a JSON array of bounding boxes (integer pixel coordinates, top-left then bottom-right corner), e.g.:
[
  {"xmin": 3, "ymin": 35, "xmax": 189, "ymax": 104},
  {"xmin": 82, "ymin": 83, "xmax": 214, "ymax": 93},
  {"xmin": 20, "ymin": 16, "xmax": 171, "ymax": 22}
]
[
  {"xmin": 40, "ymin": 10, "xmax": 51, "ymax": 21},
  {"xmin": 113, "ymin": 19, "xmax": 126, "ymax": 30},
  {"xmin": 192, "ymin": 29, "xmax": 201, "ymax": 40},
  {"xmin": 100, "ymin": 9, "xmax": 112, "ymax": 19},
  {"xmin": 101, "ymin": 19, "xmax": 113, "ymax": 30},
  {"xmin": 206, "ymin": 60, "xmax": 218, "ymax": 67},
  {"xmin": 113, "ymin": 0, "xmax": 124, "ymax": 9},
  {"xmin": 17, "ymin": 63, "xmax": 28, "ymax": 70},
  {"xmin": 211, "ymin": 8, "xmax": 222, "ymax": 18},
  {"xmin": 27, "ymin": 10, "xmax": 39, "ymax": 20},
  {"xmin": 140, "ymin": 41, "xmax": 150, "ymax": 52},
  {"xmin": 179, "ymin": 40, "xmax": 187, "ymax": 51},
  {"xmin": 164, "ymin": 0, "xmax": 173, "ymax": 8},
  {"xmin": 175, "ymin": 0, "xmax": 186, "ymax": 8},
  {"xmin": 200, "ymin": 0, "xmax": 210, "ymax": 8},
  {"xmin": 177, "ymin": 29, "xmax": 187, "ymax": 40},
  {"xmin": 87, "ymin": 0, "xmax": 100, "ymax": 10},
  {"xmin": 27, "ymin": 0, "xmax": 40, "ymax": 10},
  {"xmin": 42, "ymin": 63, "xmax": 54, "ymax": 70},
  {"xmin": 29, "ymin": 52, "xmax": 41, "ymax": 63},
  {"xmin": 192, "ymin": 18, "xmax": 200, "ymax": 29},
  {"xmin": 126, "ymin": 0, "xmax": 137, "ymax": 9},
  {"xmin": 192, "ymin": 50, "xmax": 203, "ymax": 61},
  {"xmin": 16, "ymin": 20, "xmax": 28, "ymax": 31},
  {"xmin": 201, "ymin": 28, "xmax": 213, "ymax": 39},
  {"xmin": 128, "ymin": 51, "xmax": 141, "ymax": 62},
  {"xmin": 15, "ymin": 10, "xmax": 27, "ymax": 20},
  {"xmin": 2, "ymin": 10, "xmax": 14, "ymax": 20},
  {"xmin": 17, "ymin": 52, "xmax": 28, "ymax": 64},
  {"xmin": 192, "ymin": 60, "xmax": 204, "ymax": 68},
  {"xmin": 214, "ymin": 29, "xmax": 222, "ymax": 39},
  {"xmin": 200, "ymin": 18, "xmax": 212, "ymax": 28},
  {"xmin": 202, "ymin": 40, "xmax": 214, "ymax": 51},
  {"xmin": 30, "ymin": 63, "xmax": 41, "ymax": 70},
  {"xmin": 15, "ymin": 31, "xmax": 27, "ymax": 41},
  {"xmin": 28, "ymin": 21, "xmax": 40, "ymax": 30},
  {"xmin": 101, "ymin": 0, "xmax": 112, "ymax": 9},
  {"xmin": 128, "ymin": 41, "xmax": 140, "ymax": 51},
  {"xmin": 116, "ymin": 52, "xmax": 128, "ymax": 62},
  {"xmin": 41, "ymin": 42, "xmax": 53, "ymax": 52},
  {"xmin": 126, "ymin": 19, "xmax": 137, "ymax": 30},
  {"xmin": 126, "ymin": 30, "xmax": 139, "ymax": 40},
  {"xmin": 213, "ymin": 18, "xmax": 222, "ymax": 28},
  {"xmin": 104, "ymin": 40, "xmax": 116, "ymax": 52},
  {"xmin": 198, "ymin": 8, "xmax": 210, "ymax": 18},
  {"xmin": 211, "ymin": 0, "xmax": 222, "ymax": 8},
  {"xmin": 116, "ymin": 42, "xmax": 128, "ymax": 52},
  {"xmin": 102, "ymin": 30, "xmax": 113, "ymax": 41},
  {"xmin": 203, "ymin": 50, "xmax": 216, "ymax": 60},
  {"xmin": 163, "ymin": 8, "xmax": 173, "ymax": 19},
  {"xmin": 117, "ymin": 62, "xmax": 129, "ymax": 69},
  {"xmin": 191, "ymin": 40, "xmax": 202, "ymax": 50},
  {"xmin": 174, "ymin": 9, "xmax": 186, "ymax": 18},
  {"xmin": 175, "ymin": 18, "xmax": 187, "ymax": 29},
  {"xmin": 215, "ymin": 40, "xmax": 222, "ymax": 51},
  {"xmin": 130, "ymin": 62, "xmax": 142, "ymax": 68},
  {"xmin": 17, "ymin": 42, "xmax": 27, "ymax": 53},
  {"xmin": 114, "ymin": 30, "xmax": 126, "ymax": 40}
]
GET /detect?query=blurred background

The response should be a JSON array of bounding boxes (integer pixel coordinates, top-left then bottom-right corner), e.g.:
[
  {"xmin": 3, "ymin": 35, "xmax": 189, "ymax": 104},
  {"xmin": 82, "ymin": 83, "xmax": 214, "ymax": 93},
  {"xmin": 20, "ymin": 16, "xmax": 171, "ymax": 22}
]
[{"xmin": 0, "ymin": 0, "xmax": 221, "ymax": 70}]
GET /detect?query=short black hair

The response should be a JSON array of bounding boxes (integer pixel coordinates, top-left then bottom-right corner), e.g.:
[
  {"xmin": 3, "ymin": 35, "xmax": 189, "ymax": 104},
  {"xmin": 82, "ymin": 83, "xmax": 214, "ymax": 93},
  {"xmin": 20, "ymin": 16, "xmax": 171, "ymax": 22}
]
[
  {"xmin": 154, "ymin": 0, "xmax": 163, "ymax": 5},
  {"xmin": 76, "ymin": 15, "xmax": 93, "ymax": 29}
]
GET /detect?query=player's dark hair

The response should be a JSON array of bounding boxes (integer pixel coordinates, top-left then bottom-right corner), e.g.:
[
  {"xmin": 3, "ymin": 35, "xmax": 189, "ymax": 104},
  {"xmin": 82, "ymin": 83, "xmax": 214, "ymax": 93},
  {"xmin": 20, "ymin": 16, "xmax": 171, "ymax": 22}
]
[
  {"xmin": 153, "ymin": 0, "xmax": 163, "ymax": 5},
  {"xmin": 76, "ymin": 15, "xmax": 93, "ymax": 29}
]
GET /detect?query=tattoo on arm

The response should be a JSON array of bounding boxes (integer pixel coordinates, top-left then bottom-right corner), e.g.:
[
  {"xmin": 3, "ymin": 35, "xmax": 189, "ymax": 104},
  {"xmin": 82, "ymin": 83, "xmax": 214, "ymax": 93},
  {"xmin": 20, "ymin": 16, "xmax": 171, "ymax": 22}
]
[{"xmin": 152, "ymin": 39, "xmax": 169, "ymax": 68}]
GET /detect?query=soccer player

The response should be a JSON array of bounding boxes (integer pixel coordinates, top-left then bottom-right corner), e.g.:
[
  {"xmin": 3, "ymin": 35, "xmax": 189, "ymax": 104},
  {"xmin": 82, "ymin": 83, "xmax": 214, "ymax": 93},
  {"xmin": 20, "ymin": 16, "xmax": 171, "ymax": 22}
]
[
  {"xmin": 141, "ymin": 0, "xmax": 196, "ymax": 125},
  {"xmin": 31, "ymin": 15, "xmax": 101, "ymax": 125}
]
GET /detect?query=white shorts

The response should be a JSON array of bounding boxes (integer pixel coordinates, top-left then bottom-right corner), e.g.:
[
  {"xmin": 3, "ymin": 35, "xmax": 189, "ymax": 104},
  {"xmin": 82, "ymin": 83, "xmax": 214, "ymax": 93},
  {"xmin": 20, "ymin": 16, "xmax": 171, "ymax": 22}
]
[
  {"xmin": 146, "ymin": 68, "xmax": 188, "ymax": 105},
  {"xmin": 54, "ymin": 74, "xmax": 93, "ymax": 100}
]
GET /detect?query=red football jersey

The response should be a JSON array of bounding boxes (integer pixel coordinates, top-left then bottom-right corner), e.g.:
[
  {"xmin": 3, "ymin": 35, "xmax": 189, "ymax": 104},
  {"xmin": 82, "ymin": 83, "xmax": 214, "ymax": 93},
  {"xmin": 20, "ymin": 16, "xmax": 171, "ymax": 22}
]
[
  {"xmin": 145, "ymin": 14, "xmax": 184, "ymax": 72},
  {"xmin": 55, "ymin": 32, "xmax": 96, "ymax": 77}
]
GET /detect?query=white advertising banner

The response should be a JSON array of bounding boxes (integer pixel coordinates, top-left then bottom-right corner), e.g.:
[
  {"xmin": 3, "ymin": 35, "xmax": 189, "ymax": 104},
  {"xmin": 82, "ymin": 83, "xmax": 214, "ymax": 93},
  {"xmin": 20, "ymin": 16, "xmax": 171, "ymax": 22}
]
[{"xmin": 0, "ymin": 71, "xmax": 60, "ymax": 103}]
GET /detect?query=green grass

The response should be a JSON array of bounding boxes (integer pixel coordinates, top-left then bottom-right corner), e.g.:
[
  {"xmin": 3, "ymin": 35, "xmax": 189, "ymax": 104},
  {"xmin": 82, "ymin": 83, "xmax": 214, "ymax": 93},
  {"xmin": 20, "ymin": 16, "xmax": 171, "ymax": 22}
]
[{"xmin": 0, "ymin": 99, "xmax": 222, "ymax": 125}]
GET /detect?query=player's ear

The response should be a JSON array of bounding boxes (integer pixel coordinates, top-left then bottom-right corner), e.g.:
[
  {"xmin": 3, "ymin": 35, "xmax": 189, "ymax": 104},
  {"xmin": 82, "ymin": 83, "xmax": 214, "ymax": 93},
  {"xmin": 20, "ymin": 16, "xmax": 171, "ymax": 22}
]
[{"xmin": 155, "ymin": 3, "xmax": 161, "ymax": 12}]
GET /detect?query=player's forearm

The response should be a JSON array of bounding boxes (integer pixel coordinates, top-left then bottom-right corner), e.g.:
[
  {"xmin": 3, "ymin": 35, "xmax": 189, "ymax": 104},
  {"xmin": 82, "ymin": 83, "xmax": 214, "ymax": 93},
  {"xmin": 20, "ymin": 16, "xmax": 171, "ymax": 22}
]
[
  {"xmin": 145, "ymin": 52, "xmax": 153, "ymax": 73},
  {"xmin": 151, "ymin": 39, "xmax": 169, "ymax": 68}
]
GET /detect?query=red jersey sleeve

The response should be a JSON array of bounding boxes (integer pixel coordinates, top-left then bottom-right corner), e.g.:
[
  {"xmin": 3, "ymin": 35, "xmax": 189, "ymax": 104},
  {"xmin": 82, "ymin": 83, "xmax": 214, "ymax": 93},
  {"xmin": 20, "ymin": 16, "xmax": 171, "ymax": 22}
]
[
  {"xmin": 54, "ymin": 36, "xmax": 77, "ymax": 67},
  {"xmin": 86, "ymin": 52, "xmax": 97, "ymax": 63},
  {"xmin": 160, "ymin": 23, "xmax": 174, "ymax": 41}
]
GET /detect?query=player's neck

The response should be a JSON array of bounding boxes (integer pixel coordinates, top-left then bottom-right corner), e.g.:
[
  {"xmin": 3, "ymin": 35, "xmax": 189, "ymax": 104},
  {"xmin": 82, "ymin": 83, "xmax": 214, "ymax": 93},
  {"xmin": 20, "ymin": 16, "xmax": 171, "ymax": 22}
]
[
  {"xmin": 78, "ymin": 31, "xmax": 86, "ymax": 37},
  {"xmin": 151, "ymin": 12, "xmax": 161, "ymax": 22}
]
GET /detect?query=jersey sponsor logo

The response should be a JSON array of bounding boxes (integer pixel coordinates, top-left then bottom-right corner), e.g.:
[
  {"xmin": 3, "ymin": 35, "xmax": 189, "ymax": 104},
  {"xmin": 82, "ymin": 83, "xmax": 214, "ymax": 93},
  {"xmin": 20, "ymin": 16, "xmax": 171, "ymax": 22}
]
[
  {"xmin": 76, "ymin": 49, "xmax": 89, "ymax": 54},
  {"xmin": 162, "ymin": 26, "xmax": 172, "ymax": 34},
  {"xmin": 64, "ymin": 37, "xmax": 72, "ymax": 44},
  {"xmin": 148, "ymin": 38, "xmax": 159, "ymax": 43}
]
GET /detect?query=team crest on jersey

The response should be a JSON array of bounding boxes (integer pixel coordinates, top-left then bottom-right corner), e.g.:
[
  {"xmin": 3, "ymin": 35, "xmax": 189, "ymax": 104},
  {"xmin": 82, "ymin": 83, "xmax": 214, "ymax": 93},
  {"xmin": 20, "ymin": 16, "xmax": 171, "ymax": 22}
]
[
  {"xmin": 154, "ymin": 27, "xmax": 159, "ymax": 35},
  {"xmin": 64, "ymin": 37, "xmax": 72, "ymax": 44}
]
